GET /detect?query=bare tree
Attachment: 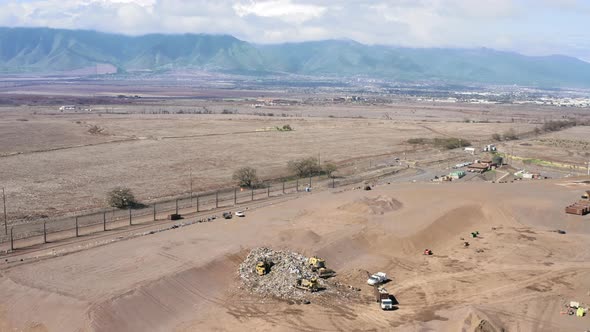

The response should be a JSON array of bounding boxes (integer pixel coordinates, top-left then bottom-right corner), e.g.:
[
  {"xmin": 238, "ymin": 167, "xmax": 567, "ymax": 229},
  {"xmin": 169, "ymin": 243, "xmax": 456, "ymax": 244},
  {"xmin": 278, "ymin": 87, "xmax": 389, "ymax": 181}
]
[
  {"xmin": 324, "ymin": 163, "xmax": 338, "ymax": 178},
  {"xmin": 107, "ymin": 187, "xmax": 137, "ymax": 209},
  {"xmin": 233, "ymin": 167, "xmax": 258, "ymax": 188},
  {"xmin": 288, "ymin": 157, "xmax": 321, "ymax": 178}
]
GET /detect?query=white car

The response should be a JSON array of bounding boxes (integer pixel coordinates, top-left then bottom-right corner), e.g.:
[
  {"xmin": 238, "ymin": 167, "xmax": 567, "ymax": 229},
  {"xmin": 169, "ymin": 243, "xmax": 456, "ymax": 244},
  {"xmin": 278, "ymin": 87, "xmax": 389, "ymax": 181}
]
[
  {"xmin": 367, "ymin": 272, "xmax": 388, "ymax": 286},
  {"xmin": 235, "ymin": 211, "xmax": 245, "ymax": 217}
]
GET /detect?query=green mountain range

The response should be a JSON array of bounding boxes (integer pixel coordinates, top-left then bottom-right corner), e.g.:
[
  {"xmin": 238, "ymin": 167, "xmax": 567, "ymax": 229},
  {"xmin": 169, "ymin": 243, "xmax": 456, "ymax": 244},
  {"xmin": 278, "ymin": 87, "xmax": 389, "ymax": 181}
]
[{"xmin": 1, "ymin": 27, "xmax": 590, "ymax": 88}]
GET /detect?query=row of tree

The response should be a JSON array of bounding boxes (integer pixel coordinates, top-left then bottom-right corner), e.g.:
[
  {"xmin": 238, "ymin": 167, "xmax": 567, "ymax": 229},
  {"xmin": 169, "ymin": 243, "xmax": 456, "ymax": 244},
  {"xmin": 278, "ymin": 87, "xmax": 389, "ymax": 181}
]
[
  {"xmin": 233, "ymin": 157, "xmax": 337, "ymax": 189},
  {"xmin": 107, "ymin": 157, "xmax": 338, "ymax": 209}
]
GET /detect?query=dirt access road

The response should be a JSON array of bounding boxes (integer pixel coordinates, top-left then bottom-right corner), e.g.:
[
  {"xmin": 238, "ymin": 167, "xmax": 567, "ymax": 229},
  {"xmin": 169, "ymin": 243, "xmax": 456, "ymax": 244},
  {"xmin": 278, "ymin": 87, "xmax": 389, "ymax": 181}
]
[{"xmin": 1, "ymin": 178, "xmax": 590, "ymax": 331}]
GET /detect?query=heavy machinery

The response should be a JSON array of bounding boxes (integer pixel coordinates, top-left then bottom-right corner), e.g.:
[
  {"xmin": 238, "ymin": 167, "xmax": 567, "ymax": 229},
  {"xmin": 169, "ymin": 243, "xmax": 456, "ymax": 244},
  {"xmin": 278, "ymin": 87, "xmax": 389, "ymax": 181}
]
[
  {"xmin": 256, "ymin": 260, "xmax": 271, "ymax": 276},
  {"xmin": 374, "ymin": 286, "xmax": 394, "ymax": 310},
  {"xmin": 295, "ymin": 277, "xmax": 319, "ymax": 292},
  {"xmin": 222, "ymin": 212, "xmax": 233, "ymax": 219},
  {"xmin": 308, "ymin": 256, "xmax": 336, "ymax": 278},
  {"xmin": 367, "ymin": 272, "xmax": 388, "ymax": 286},
  {"xmin": 582, "ymin": 191, "xmax": 590, "ymax": 199}
]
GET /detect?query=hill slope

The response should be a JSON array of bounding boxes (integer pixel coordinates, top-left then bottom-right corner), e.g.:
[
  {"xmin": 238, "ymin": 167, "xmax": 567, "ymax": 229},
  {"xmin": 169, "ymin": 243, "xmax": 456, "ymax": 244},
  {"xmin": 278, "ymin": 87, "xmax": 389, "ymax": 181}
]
[{"xmin": 1, "ymin": 27, "xmax": 590, "ymax": 87}]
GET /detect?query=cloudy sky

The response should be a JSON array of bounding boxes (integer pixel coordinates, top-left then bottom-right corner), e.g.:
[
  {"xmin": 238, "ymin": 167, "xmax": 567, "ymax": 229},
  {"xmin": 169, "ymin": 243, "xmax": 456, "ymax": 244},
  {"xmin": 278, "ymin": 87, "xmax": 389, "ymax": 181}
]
[{"xmin": 1, "ymin": 0, "xmax": 589, "ymax": 60}]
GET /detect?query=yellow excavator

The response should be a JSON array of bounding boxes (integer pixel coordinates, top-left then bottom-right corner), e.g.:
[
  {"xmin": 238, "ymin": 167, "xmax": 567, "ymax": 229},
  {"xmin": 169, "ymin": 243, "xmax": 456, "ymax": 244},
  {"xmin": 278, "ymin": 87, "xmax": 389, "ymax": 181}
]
[
  {"xmin": 295, "ymin": 277, "xmax": 319, "ymax": 292},
  {"xmin": 256, "ymin": 260, "xmax": 271, "ymax": 276},
  {"xmin": 308, "ymin": 256, "xmax": 336, "ymax": 278}
]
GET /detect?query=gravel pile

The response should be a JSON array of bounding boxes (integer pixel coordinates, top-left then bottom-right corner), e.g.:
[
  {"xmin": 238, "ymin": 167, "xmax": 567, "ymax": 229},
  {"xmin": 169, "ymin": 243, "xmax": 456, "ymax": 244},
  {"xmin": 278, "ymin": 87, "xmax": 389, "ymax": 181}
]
[{"xmin": 238, "ymin": 247, "xmax": 361, "ymax": 303}]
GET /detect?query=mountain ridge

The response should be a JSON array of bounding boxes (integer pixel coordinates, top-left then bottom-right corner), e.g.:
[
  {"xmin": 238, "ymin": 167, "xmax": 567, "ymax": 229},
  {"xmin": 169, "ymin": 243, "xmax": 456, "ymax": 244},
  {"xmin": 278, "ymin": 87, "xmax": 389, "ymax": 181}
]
[{"xmin": 1, "ymin": 27, "xmax": 589, "ymax": 88}]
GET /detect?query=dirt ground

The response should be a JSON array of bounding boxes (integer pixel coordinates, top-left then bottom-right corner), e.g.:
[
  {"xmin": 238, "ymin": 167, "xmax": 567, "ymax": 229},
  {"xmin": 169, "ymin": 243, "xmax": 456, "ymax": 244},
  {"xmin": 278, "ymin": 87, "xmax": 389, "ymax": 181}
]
[{"xmin": 1, "ymin": 179, "xmax": 590, "ymax": 331}]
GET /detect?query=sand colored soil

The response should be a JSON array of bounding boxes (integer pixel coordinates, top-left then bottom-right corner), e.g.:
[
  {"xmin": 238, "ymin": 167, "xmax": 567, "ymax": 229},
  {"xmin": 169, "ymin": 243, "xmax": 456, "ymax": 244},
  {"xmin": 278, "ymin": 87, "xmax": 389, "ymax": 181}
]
[
  {"xmin": 338, "ymin": 195, "xmax": 403, "ymax": 215},
  {"xmin": 1, "ymin": 180, "xmax": 590, "ymax": 331}
]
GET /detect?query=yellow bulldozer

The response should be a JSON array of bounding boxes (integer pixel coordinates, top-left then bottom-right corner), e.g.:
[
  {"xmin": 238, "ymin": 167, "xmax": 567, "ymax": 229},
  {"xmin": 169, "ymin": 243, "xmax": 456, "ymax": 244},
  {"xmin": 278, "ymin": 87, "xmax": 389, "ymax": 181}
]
[
  {"xmin": 256, "ymin": 260, "xmax": 271, "ymax": 276},
  {"xmin": 295, "ymin": 277, "xmax": 319, "ymax": 292},
  {"xmin": 308, "ymin": 256, "xmax": 336, "ymax": 278}
]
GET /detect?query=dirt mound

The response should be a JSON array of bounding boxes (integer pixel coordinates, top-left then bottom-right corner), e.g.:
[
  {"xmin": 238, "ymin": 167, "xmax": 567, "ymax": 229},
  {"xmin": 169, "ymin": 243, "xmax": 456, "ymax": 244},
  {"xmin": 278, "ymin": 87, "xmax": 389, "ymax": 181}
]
[
  {"xmin": 238, "ymin": 248, "xmax": 358, "ymax": 303},
  {"xmin": 338, "ymin": 195, "xmax": 403, "ymax": 215}
]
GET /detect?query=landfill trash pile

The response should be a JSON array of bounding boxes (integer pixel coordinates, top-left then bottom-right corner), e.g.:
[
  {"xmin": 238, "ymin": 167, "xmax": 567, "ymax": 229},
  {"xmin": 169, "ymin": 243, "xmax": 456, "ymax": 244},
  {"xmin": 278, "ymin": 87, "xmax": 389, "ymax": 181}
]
[{"xmin": 238, "ymin": 247, "xmax": 358, "ymax": 302}]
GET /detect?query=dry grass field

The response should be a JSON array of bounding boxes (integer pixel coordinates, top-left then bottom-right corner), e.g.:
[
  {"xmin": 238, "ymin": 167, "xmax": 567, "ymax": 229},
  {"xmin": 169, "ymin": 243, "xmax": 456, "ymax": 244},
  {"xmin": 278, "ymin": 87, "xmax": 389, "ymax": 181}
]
[{"xmin": 0, "ymin": 102, "xmax": 543, "ymax": 223}]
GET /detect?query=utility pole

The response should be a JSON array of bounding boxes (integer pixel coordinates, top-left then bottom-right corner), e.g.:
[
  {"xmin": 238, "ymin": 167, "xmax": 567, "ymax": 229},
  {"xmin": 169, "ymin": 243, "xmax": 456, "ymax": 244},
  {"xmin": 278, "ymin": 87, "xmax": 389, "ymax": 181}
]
[
  {"xmin": 2, "ymin": 187, "xmax": 6, "ymax": 235},
  {"xmin": 189, "ymin": 167, "xmax": 193, "ymax": 205}
]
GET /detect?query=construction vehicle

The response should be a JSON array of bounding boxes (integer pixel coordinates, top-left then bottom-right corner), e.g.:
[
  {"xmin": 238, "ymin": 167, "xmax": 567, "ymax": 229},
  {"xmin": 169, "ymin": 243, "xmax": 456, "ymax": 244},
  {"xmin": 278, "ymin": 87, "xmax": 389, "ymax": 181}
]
[
  {"xmin": 295, "ymin": 277, "xmax": 319, "ymax": 292},
  {"xmin": 367, "ymin": 272, "xmax": 388, "ymax": 286},
  {"xmin": 582, "ymin": 191, "xmax": 590, "ymax": 199},
  {"xmin": 308, "ymin": 256, "xmax": 336, "ymax": 278},
  {"xmin": 222, "ymin": 212, "xmax": 233, "ymax": 219},
  {"xmin": 374, "ymin": 286, "xmax": 394, "ymax": 310},
  {"xmin": 256, "ymin": 260, "xmax": 271, "ymax": 276},
  {"xmin": 483, "ymin": 144, "xmax": 497, "ymax": 152}
]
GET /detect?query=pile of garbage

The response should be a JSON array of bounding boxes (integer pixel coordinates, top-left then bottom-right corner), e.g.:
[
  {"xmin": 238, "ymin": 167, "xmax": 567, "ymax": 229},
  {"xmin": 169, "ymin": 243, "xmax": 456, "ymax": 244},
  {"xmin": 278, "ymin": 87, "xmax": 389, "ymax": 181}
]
[{"xmin": 238, "ymin": 247, "xmax": 359, "ymax": 303}]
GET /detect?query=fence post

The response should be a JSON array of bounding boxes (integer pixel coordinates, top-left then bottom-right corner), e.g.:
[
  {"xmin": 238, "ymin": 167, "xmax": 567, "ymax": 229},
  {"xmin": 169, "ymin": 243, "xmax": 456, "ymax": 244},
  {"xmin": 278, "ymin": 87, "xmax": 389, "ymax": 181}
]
[
  {"xmin": 251, "ymin": 188, "xmax": 254, "ymax": 201},
  {"xmin": 196, "ymin": 195, "xmax": 200, "ymax": 212},
  {"xmin": 216, "ymin": 191, "xmax": 219, "ymax": 208},
  {"xmin": 10, "ymin": 227, "xmax": 14, "ymax": 251},
  {"xmin": 153, "ymin": 203, "xmax": 156, "ymax": 221},
  {"xmin": 129, "ymin": 208, "xmax": 132, "ymax": 226},
  {"xmin": 309, "ymin": 175, "xmax": 312, "ymax": 188},
  {"xmin": 282, "ymin": 181, "xmax": 285, "ymax": 194},
  {"xmin": 234, "ymin": 188, "xmax": 237, "ymax": 205},
  {"xmin": 175, "ymin": 199, "xmax": 179, "ymax": 215},
  {"xmin": 75, "ymin": 217, "xmax": 79, "ymax": 237},
  {"xmin": 103, "ymin": 211, "xmax": 107, "ymax": 231},
  {"xmin": 43, "ymin": 222, "xmax": 47, "ymax": 244},
  {"xmin": 296, "ymin": 179, "xmax": 299, "ymax": 192},
  {"xmin": 332, "ymin": 177, "xmax": 335, "ymax": 188},
  {"xmin": 267, "ymin": 184, "xmax": 270, "ymax": 197}
]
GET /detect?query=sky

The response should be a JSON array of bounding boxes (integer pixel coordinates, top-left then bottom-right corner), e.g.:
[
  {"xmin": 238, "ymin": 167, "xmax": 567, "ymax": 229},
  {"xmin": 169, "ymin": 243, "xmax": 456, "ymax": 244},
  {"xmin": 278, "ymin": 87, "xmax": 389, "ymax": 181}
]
[{"xmin": 0, "ymin": 0, "xmax": 589, "ymax": 60}]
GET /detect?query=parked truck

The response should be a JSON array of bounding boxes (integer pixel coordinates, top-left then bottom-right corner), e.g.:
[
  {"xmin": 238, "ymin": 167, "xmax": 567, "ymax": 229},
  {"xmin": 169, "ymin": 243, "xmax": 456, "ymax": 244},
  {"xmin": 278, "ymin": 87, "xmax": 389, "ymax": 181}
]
[
  {"xmin": 367, "ymin": 272, "xmax": 388, "ymax": 286},
  {"xmin": 374, "ymin": 286, "xmax": 394, "ymax": 310}
]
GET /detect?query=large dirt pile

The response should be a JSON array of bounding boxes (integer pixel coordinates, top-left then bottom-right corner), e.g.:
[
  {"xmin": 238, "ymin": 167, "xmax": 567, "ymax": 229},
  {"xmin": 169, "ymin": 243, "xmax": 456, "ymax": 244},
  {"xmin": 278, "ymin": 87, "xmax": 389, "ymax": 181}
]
[
  {"xmin": 338, "ymin": 195, "xmax": 403, "ymax": 215},
  {"xmin": 238, "ymin": 247, "xmax": 359, "ymax": 303}
]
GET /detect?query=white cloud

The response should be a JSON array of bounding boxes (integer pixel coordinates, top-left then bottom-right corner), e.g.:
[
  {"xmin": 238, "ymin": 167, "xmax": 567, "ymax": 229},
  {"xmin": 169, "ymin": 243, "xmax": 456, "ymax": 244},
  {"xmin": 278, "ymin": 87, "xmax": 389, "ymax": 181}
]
[
  {"xmin": 0, "ymin": 0, "xmax": 587, "ymax": 60},
  {"xmin": 233, "ymin": 0, "xmax": 326, "ymax": 24}
]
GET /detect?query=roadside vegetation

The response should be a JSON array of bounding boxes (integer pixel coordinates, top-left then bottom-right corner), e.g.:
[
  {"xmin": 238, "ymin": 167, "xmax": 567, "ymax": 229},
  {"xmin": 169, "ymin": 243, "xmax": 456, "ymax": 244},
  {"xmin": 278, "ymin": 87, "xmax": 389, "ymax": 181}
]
[
  {"xmin": 407, "ymin": 137, "xmax": 471, "ymax": 150},
  {"xmin": 233, "ymin": 167, "xmax": 259, "ymax": 189},
  {"xmin": 106, "ymin": 187, "xmax": 138, "ymax": 209}
]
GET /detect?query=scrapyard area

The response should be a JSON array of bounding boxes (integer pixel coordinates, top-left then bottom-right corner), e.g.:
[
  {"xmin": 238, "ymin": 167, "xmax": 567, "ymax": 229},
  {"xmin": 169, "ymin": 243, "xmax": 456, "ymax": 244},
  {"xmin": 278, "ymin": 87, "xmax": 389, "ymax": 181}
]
[{"xmin": 1, "ymin": 179, "xmax": 590, "ymax": 331}]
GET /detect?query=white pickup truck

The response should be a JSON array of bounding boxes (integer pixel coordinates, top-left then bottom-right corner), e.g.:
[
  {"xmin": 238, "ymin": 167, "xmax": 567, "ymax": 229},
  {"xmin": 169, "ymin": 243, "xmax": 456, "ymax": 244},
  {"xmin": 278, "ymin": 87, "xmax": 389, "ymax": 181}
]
[{"xmin": 367, "ymin": 272, "xmax": 388, "ymax": 286}]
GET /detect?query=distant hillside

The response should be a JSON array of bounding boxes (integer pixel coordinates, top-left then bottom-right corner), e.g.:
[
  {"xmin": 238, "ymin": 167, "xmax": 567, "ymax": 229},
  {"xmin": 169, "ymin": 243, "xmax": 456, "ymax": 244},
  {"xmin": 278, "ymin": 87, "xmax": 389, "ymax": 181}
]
[{"xmin": 1, "ymin": 27, "xmax": 590, "ymax": 88}]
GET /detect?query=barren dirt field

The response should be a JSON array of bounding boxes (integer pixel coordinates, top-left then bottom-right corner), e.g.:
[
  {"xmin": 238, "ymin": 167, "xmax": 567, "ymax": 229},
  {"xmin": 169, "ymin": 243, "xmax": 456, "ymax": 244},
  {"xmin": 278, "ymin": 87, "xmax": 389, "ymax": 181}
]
[
  {"xmin": 1, "ymin": 179, "xmax": 590, "ymax": 331},
  {"xmin": 1, "ymin": 99, "xmax": 553, "ymax": 222}
]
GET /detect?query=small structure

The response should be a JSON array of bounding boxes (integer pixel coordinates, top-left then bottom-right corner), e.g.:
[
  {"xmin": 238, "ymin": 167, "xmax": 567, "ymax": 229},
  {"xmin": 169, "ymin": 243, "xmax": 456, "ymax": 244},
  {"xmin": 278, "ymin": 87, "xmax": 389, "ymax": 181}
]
[
  {"xmin": 59, "ymin": 105, "xmax": 76, "ymax": 111},
  {"xmin": 449, "ymin": 171, "xmax": 466, "ymax": 180},
  {"xmin": 468, "ymin": 163, "xmax": 490, "ymax": 173},
  {"xmin": 464, "ymin": 147, "xmax": 475, "ymax": 154}
]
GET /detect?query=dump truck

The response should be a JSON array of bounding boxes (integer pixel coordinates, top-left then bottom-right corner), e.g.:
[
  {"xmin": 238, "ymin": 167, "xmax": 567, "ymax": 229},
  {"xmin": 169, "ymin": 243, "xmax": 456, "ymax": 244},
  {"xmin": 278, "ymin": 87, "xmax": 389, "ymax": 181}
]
[
  {"xmin": 256, "ymin": 260, "xmax": 271, "ymax": 276},
  {"xmin": 308, "ymin": 256, "xmax": 336, "ymax": 278},
  {"xmin": 374, "ymin": 287, "xmax": 394, "ymax": 310},
  {"xmin": 295, "ymin": 277, "xmax": 319, "ymax": 292}
]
